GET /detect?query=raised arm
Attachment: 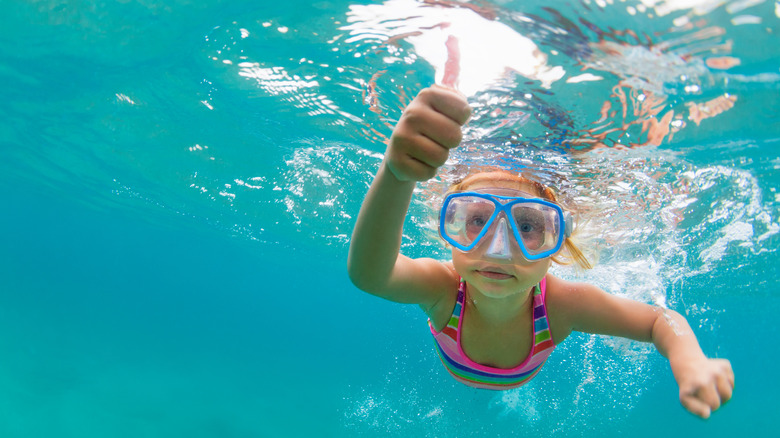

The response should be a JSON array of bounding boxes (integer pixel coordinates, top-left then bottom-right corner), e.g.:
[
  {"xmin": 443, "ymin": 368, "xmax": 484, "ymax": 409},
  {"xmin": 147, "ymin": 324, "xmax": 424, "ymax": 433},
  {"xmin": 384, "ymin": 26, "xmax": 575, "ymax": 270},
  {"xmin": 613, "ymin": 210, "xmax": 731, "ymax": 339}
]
[
  {"xmin": 347, "ymin": 86, "xmax": 471, "ymax": 308},
  {"xmin": 547, "ymin": 275, "xmax": 734, "ymax": 419}
]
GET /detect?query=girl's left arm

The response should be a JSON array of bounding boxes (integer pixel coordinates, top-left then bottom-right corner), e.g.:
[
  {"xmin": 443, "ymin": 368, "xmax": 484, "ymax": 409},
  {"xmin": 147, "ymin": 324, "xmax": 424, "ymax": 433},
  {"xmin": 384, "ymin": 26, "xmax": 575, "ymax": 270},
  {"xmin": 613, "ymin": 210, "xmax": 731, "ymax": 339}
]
[
  {"xmin": 547, "ymin": 275, "xmax": 735, "ymax": 419},
  {"xmin": 651, "ymin": 307, "xmax": 734, "ymax": 419}
]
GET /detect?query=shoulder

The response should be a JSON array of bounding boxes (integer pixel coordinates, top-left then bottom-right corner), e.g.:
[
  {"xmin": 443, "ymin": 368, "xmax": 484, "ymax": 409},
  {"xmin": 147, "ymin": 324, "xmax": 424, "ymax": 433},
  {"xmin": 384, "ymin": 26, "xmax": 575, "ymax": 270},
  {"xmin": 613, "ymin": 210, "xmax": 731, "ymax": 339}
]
[
  {"xmin": 543, "ymin": 274, "xmax": 605, "ymax": 343},
  {"xmin": 545, "ymin": 274, "xmax": 602, "ymax": 308},
  {"xmin": 424, "ymin": 260, "xmax": 460, "ymax": 332},
  {"xmin": 364, "ymin": 255, "xmax": 457, "ymax": 308}
]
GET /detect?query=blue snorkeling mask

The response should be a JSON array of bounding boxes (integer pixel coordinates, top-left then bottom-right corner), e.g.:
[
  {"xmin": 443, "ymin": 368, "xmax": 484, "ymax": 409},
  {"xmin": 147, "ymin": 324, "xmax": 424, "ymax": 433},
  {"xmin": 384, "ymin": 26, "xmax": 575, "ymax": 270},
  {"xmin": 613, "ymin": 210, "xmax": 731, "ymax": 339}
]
[{"xmin": 439, "ymin": 188, "xmax": 572, "ymax": 260}]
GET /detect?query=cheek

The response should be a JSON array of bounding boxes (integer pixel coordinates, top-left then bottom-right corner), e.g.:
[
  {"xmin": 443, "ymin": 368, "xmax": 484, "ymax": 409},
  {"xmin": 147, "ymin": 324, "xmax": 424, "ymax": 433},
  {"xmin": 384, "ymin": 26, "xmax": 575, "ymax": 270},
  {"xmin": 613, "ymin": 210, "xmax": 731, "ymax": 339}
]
[
  {"xmin": 450, "ymin": 250, "xmax": 466, "ymax": 266},
  {"xmin": 450, "ymin": 250, "xmax": 475, "ymax": 273},
  {"xmin": 511, "ymin": 256, "xmax": 551, "ymax": 277},
  {"xmin": 530, "ymin": 259, "xmax": 552, "ymax": 278}
]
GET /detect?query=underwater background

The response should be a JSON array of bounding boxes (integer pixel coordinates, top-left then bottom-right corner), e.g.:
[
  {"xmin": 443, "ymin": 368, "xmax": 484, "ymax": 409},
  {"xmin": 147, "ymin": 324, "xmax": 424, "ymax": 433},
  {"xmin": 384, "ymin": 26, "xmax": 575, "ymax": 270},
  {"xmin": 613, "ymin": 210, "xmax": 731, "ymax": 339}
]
[{"xmin": 1, "ymin": 0, "xmax": 778, "ymax": 436}]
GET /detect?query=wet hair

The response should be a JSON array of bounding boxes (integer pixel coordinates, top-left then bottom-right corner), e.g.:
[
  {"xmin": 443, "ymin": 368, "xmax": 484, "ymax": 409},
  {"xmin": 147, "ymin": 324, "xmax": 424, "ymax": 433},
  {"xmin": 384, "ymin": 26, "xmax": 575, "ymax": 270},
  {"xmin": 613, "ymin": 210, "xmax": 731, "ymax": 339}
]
[{"xmin": 446, "ymin": 168, "xmax": 593, "ymax": 270}]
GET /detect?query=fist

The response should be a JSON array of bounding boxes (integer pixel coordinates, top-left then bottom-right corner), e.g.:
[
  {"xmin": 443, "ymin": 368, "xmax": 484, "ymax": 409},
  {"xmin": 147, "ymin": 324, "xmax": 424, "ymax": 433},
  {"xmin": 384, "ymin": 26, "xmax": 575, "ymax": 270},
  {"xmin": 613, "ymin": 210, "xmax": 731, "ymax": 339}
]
[
  {"xmin": 385, "ymin": 86, "xmax": 471, "ymax": 182},
  {"xmin": 677, "ymin": 358, "xmax": 734, "ymax": 419}
]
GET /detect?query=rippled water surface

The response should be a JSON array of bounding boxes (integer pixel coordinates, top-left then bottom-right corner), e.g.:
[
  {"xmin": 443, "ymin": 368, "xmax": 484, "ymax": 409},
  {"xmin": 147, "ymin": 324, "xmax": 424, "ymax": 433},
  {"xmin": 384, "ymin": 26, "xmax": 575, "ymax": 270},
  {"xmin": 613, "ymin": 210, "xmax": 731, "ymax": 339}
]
[{"xmin": 1, "ymin": 0, "xmax": 778, "ymax": 436}]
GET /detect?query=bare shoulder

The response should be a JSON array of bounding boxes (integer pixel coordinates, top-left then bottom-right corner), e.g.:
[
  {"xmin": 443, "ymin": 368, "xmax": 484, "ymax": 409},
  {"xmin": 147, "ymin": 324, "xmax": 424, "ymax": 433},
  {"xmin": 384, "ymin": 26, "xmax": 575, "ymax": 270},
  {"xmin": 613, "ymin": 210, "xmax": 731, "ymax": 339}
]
[
  {"xmin": 545, "ymin": 274, "xmax": 603, "ymax": 310},
  {"xmin": 394, "ymin": 256, "xmax": 459, "ymax": 303},
  {"xmin": 423, "ymin": 260, "xmax": 460, "ymax": 332},
  {"xmin": 544, "ymin": 274, "xmax": 601, "ymax": 342}
]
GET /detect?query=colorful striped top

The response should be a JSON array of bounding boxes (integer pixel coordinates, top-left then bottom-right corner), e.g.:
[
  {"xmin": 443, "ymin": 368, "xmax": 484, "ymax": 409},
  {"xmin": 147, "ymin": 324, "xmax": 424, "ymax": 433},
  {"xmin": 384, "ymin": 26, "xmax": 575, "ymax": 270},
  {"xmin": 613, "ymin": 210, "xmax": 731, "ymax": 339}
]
[{"xmin": 428, "ymin": 277, "xmax": 555, "ymax": 390}]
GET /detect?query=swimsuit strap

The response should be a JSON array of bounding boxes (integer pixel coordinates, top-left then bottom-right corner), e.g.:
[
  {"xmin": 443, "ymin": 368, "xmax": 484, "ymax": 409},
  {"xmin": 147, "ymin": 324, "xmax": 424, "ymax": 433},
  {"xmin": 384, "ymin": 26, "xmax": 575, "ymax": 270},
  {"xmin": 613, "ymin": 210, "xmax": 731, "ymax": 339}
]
[
  {"xmin": 456, "ymin": 278, "xmax": 466, "ymax": 305},
  {"xmin": 428, "ymin": 276, "xmax": 556, "ymax": 390}
]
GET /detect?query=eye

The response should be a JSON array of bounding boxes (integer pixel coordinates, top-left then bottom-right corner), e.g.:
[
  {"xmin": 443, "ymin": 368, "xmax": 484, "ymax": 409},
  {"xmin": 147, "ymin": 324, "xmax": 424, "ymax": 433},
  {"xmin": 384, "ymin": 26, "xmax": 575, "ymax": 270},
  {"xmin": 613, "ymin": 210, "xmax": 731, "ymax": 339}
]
[
  {"xmin": 518, "ymin": 222, "xmax": 535, "ymax": 233},
  {"xmin": 466, "ymin": 214, "xmax": 489, "ymax": 229},
  {"xmin": 514, "ymin": 209, "xmax": 546, "ymax": 237},
  {"xmin": 515, "ymin": 213, "xmax": 544, "ymax": 231},
  {"xmin": 464, "ymin": 204, "xmax": 492, "ymax": 229}
]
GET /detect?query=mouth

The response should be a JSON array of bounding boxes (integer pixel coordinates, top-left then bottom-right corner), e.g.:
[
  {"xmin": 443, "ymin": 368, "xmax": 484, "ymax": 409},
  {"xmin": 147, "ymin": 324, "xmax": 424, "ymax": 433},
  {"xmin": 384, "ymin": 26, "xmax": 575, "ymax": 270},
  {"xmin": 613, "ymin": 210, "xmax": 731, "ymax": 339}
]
[{"xmin": 475, "ymin": 267, "xmax": 514, "ymax": 280}]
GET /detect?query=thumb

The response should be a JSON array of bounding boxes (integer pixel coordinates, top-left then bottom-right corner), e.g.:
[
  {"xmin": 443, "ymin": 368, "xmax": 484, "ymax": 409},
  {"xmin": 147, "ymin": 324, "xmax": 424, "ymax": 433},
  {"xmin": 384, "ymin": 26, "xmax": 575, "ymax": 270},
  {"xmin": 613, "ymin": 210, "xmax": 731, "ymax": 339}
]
[{"xmin": 440, "ymin": 34, "xmax": 461, "ymax": 91}]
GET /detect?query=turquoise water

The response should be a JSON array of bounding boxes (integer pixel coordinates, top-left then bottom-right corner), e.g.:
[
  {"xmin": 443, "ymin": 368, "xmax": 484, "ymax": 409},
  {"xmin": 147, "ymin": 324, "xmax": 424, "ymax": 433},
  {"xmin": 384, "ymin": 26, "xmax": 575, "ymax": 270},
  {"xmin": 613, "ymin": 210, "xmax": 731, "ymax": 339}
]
[{"xmin": 1, "ymin": 0, "xmax": 778, "ymax": 436}]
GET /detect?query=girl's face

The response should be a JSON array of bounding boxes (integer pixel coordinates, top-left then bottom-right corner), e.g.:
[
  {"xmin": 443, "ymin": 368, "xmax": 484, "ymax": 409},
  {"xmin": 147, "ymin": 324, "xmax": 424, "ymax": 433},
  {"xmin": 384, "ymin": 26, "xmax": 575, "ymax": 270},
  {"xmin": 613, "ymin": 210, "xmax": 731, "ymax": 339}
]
[{"xmin": 449, "ymin": 177, "xmax": 553, "ymax": 299}]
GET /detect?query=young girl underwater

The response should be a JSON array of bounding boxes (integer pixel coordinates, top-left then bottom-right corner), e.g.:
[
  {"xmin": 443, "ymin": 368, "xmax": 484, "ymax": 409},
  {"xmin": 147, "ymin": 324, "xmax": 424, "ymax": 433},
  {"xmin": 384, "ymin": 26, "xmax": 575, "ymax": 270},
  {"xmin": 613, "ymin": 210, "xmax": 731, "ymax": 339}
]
[{"xmin": 347, "ymin": 85, "xmax": 734, "ymax": 419}]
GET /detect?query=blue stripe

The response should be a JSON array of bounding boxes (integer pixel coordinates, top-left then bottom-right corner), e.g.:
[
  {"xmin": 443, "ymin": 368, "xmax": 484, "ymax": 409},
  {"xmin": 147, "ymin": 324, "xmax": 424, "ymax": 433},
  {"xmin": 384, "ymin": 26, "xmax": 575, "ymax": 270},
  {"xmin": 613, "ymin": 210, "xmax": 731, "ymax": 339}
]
[
  {"xmin": 534, "ymin": 317, "xmax": 548, "ymax": 332},
  {"xmin": 435, "ymin": 343, "xmax": 542, "ymax": 381}
]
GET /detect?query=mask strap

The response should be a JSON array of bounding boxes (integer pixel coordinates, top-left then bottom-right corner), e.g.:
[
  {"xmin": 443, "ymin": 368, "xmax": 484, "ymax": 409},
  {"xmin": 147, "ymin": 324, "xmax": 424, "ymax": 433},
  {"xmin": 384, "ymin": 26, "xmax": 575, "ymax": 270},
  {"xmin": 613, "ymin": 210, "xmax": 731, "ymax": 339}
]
[{"xmin": 563, "ymin": 211, "xmax": 573, "ymax": 238}]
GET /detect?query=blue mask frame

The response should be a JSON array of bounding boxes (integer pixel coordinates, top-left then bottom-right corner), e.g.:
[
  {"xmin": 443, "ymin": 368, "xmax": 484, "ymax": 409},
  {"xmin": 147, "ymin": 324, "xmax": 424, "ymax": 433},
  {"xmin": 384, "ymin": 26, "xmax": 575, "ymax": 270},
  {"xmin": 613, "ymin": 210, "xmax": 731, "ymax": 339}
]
[{"xmin": 439, "ymin": 191, "xmax": 571, "ymax": 260}]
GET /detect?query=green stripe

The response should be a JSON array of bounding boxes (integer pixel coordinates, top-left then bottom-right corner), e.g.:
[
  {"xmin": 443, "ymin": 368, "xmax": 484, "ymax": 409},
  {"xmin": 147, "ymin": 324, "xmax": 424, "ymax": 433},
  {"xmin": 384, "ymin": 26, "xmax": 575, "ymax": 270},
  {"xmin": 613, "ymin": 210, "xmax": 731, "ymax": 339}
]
[
  {"xmin": 448, "ymin": 364, "xmax": 541, "ymax": 386},
  {"xmin": 448, "ymin": 316, "xmax": 459, "ymax": 327},
  {"xmin": 535, "ymin": 330, "xmax": 551, "ymax": 343},
  {"xmin": 443, "ymin": 358, "xmax": 543, "ymax": 386}
]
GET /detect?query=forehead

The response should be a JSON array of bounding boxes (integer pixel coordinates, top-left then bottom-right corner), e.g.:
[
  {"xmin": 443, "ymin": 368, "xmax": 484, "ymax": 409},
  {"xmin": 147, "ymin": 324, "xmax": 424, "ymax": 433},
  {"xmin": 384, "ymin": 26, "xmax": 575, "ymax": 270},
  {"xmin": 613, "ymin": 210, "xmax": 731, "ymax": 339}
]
[{"xmin": 462, "ymin": 175, "xmax": 537, "ymax": 194}]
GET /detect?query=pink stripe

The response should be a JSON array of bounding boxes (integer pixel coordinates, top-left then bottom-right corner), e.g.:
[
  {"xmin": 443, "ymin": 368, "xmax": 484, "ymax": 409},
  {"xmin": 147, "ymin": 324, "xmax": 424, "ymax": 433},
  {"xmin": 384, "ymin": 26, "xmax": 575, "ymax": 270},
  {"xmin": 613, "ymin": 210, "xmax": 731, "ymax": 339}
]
[{"xmin": 436, "ymin": 340, "xmax": 461, "ymax": 360}]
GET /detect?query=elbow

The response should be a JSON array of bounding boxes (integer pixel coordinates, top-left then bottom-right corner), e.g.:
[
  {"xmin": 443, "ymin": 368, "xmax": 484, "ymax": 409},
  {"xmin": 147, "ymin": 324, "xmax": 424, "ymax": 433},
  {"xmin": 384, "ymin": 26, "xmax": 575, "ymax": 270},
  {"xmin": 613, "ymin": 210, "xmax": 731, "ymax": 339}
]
[
  {"xmin": 346, "ymin": 257, "xmax": 374, "ymax": 293},
  {"xmin": 346, "ymin": 257, "xmax": 388, "ymax": 295},
  {"xmin": 346, "ymin": 246, "xmax": 365, "ymax": 290},
  {"xmin": 347, "ymin": 260, "xmax": 365, "ymax": 291}
]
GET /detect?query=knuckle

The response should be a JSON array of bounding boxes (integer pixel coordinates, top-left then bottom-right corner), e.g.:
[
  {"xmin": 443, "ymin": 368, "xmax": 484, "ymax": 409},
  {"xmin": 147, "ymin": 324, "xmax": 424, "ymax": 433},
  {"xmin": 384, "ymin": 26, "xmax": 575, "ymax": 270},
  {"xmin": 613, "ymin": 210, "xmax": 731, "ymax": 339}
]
[
  {"xmin": 431, "ymin": 155, "xmax": 447, "ymax": 168},
  {"xmin": 422, "ymin": 166, "xmax": 437, "ymax": 180},
  {"xmin": 431, "ymin": 148, "xmax": 450, "ymax": 167},
  {"xmin": 463, "ymin": 104, "xmax": 473, "ymax": 120},
  {"xmin": 400, "ymin": 109, "xmax": 426, "ymax": 131},
  {"xmin": 417, "ymin": 87, "xmax": 436, "ymax": 101},
  {"xmin": 448, "ymin": 128, "xmax": 463, "ymax": 147},
  {"xmin": 414, "ymin": 142, "xmax": 447, "ymax": 168},
  {"xmin": 391, "ymin": 130, "xmax": 414, "ymax": 148},
  {"xmin": 407, "ymin": 162, "xmax": 436, "ymax": 181},
  {"xmin": 455, "ymin": 105, "xmax": 472, "ymax": 125}
]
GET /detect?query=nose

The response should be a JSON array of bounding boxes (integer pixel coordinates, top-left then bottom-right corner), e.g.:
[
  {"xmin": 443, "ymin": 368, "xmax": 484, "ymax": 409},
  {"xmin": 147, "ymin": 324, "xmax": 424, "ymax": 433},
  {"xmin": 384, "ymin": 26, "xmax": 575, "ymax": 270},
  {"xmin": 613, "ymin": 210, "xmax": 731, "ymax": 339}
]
[{"xmin": 485, "ymin": 217, "xmax": 513, "ymax": 260}]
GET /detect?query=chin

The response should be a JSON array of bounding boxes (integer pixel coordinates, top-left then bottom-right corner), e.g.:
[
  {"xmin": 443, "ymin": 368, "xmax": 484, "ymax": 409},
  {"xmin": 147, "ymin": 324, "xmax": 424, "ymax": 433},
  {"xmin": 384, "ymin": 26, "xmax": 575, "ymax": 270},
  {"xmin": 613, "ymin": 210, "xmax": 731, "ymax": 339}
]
[{"xmin": 466, "ymin": 275, "xmax": 518, "ymax": 295}]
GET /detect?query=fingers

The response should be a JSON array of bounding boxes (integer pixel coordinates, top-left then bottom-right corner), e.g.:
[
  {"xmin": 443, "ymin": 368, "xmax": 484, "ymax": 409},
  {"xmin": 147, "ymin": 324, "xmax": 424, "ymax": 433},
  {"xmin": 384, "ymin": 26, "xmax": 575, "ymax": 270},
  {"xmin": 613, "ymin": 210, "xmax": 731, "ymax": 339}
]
[
  {"xmin": 397, "ymin": 101, "xmax": 464, "ymax": 150},
  {"xmin": 715, "ymin": 359, "xmax": 735, "ymax": 402},
  {"xmin": 423, "ymin": 85, "xmax": 472, "ymax": 125},
  {"xmin": 718, "ymin": 358, "xmax": 735, "ymax": 387},
  {"xmin": 385, "ymin": 134, "xmax": 448, "ymax": 181},
  {"xmin": 386, "ymin": 86, "xmax": 471, "ymax": 181},
  {"xmin": 679, "ymin": 359, "xmax": 735, "ymax": 419},
  {"xmin": 680, "ymin": 383, "xmax": 721, "ymax": 419},
  {"xmin": 681, "ymin": 393, "xmax": 713, "ymax": 419},
  {"xmin": 717, "ymin": 373, "xmax": 733, "ymax": 403}
]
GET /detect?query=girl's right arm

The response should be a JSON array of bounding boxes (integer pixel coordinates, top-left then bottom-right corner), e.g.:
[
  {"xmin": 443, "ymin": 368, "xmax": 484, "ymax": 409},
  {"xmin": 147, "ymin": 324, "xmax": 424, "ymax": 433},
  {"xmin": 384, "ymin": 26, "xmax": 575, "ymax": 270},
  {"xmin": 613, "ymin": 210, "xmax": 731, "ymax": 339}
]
[{"xmin": 347, "ymin": 86, "xmax": 471, "ymax": 310}]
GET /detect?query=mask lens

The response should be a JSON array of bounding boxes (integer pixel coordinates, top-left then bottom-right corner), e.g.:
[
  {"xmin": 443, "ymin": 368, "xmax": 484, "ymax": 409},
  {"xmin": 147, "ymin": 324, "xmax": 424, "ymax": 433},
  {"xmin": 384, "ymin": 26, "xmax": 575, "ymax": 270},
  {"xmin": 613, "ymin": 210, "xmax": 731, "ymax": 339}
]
[
  {"xmin": 443, "ymin": 196, "xmax": 497, "ymax": 248},
  {"xmin": 510, "ymin": 203, "xmax": 560, "ymax": 254}
]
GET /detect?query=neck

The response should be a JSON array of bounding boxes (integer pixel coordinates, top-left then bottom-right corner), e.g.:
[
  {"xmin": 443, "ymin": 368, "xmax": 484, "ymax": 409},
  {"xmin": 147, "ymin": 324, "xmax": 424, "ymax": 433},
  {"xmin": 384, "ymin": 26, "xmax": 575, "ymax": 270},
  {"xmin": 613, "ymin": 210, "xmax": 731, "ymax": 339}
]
[{"xmin": 465, "ymin": 283, "xmax": 535, "ymax": 325}]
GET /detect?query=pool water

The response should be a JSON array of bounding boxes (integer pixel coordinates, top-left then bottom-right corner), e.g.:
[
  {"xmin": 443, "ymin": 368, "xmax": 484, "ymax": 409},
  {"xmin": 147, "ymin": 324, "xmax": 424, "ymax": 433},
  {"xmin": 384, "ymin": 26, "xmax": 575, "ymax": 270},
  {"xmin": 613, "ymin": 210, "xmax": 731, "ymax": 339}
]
[{"xmin": 1, "ymin": 0, "xmax": 778, "ymax": 436}]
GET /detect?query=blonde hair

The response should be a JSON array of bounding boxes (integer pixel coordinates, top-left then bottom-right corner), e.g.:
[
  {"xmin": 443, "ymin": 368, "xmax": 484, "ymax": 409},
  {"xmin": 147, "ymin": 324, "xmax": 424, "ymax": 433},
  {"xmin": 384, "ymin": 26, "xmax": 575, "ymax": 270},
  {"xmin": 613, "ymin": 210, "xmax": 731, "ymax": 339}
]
[{"xmin": 446, "ymin": 168, "xmax": 593, "ymax": 270}]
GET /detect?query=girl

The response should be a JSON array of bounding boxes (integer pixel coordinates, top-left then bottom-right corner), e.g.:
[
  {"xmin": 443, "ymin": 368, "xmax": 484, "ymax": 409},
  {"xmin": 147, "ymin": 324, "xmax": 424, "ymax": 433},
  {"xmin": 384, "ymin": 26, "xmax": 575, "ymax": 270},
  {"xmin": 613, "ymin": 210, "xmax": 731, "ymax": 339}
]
[{"xmin": 347, "ymin": 85, "xmax": 734, "ymax": 419}]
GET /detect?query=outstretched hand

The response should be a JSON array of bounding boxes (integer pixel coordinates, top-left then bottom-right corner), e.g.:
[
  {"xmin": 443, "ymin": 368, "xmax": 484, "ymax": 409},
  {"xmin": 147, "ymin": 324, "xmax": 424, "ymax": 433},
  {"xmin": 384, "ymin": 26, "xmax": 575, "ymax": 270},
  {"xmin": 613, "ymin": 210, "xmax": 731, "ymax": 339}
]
[
  {"xmin": 385, "ymin": 85, "xmax": 471, "ymax": 182},
  {"xmin": 674, "ymin": 357, "xmax": 734, "ymax": 419}
]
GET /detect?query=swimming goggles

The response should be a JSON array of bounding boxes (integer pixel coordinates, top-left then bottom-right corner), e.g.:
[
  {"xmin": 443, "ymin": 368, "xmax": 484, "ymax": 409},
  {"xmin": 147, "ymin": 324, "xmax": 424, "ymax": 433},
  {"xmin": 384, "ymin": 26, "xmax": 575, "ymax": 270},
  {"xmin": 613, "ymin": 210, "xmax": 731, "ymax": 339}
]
[{"xmin": 439, "ymin": 188, "xmax": 572, "ymax": 261}]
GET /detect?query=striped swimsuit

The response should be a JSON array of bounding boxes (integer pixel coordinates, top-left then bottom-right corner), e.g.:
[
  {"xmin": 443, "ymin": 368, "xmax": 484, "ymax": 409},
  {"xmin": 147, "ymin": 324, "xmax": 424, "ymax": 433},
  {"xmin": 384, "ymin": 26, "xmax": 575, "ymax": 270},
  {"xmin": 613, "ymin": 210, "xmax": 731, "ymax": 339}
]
[{"xmin": 428, "ymin": 277, "xmax": 555, "ymax": 390}]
